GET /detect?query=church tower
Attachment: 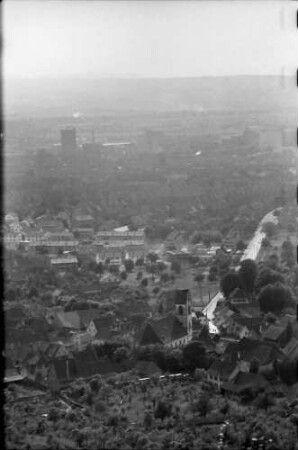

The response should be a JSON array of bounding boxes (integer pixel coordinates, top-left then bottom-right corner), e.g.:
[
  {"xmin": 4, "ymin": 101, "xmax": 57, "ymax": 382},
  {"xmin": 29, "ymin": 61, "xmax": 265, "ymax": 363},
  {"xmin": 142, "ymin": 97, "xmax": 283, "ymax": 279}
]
[{"xmin": 174, "ymin": 289, "xmax": 193, "ymax": 340}]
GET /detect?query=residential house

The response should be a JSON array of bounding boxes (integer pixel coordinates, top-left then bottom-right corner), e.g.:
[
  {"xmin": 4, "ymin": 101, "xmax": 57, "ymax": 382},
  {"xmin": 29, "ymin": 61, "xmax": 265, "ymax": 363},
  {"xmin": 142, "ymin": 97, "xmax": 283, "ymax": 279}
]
[
  {"xmin": 283, "ymin": 338, "xmax": 298, "ymax": 359},
  {"xmin": 72, "ymin": 227, "xmax": 94, "ymax": 240},
  {"xmin": 28, "ymin": 230, "xmax": 78, "ymax": 256},
  {"xmin": 47, "ymin": 356, "xmax": 77, "ymax": 391},
  {"xmin": 3, "ymin": 231, "xmax": 22, "ymax": 250},
  {"xmin": 229, "ymin": 288, "xmax": 250, "ymax": 305},
  {"xmin": 8, "ymin": 221, "xmax": 23, "ymax": 234},
  {"xmin": 5, "ymin": 213, "xmax": 19, "ymax": 224},
  {"xmin": 223, "ymin": 337, "xmax": 285, "ymax": 372},
  {"xmin": 217, "ymin": 313, "xmax": 264, "ymax": 340},
  {"xmin": 87, "ymin": 315, "xmax": 115, "ymax": 344},
  {"xmin": 207, "ymin": 359, "xmax": 240, "ymax": 390},
  {"xmin": 54, "ymin": 309, "xmax": 103, "ymax": 331},
  {"xmin": 221, "ymin": 371, "xmax": 268, "ymax": 400},
  {"xmin": 96, "ymin": 243, "xmax": 125, "ymax": 267},
  {"xmin": 72, "ymin": 347, "xmax": 101, "ymax": 379},
  {"xmin": 20, "ymin": 223, "xmax": 44, "ymax": 244},
  {"xmin": 138, "ymin": 314, "xmax": 189, "ymax": 348},
  {"xmin": 35, "ymin": 215, "xmax": 65, "ymax": 233},
  {"xmin": 96, "ymin": 229, "xmax": 144, "ymax": 244},
  {"xmin": 262, "ymin": 323, "xmax": 292, "ymax": 348},
  {"xmin": 4, "ymin": 356, "xmax": 27, "ymax": 383},
  {"xmin": 71, "ymin": 331, "xmax": 92, "ymax": 351},
  {"xmin": 50, "ymin": 255, "xmax": 78, "ymax": 271},
  {"xmin": 72, "ymin": 214, "xmax": 95, "ymax": 230}
]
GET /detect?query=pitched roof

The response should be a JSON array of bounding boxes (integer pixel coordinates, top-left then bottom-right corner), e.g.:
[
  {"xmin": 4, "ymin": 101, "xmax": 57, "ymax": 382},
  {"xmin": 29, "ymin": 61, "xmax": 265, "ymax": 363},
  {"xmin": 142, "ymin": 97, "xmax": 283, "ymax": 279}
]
[
  {"xmin": 73, "ymin": 348, "xmax": 100, "ymax": 378},
  {"xmin": 94, "ymin": 328, "xmax": 114, "ymax": 341},
  {"xmin": 224, "ymin": 338, "xmax": 284, "ymax": 365},
  {"xmin": 77, "ymin": 309, "xmax": 103, "ymax": 329},
  {"xmin": 208, "ymin": 359, "xmax": 238, "ymax": 380},
  {"xmin": 139, "ymin": 323, "xmax": 163, "ymax": 346},
  {"xmin": 231, "ymin": 314, "xmax": 263, "ymax": 334},
  {"xmin": 56, "ymin": 311, "xmax": 81, "ymax": 329},
  {"xmin": 135, "ymin": 360, "xmax": 161, "ymax": 376},
  {"xmin": 262, "ymin": 325, "xmax": 286, "ymax": 342},
  {"xmin": 222, "ymin": 371, "xmax": 268, "ymax": 393},
  {"xmin": 52, "ymin": 357, "xmax": 76, "ymax": 381},
  {"xmin": 153, "ymin": 315, "xmax": 187, "ymax": 342},
  {"xmin": 92, "ymin": 315, "xmax": 114, "ymax": 330},
  {"xmin": 283, "ymin": 337, "xmax": 298, "ymax": 358}
]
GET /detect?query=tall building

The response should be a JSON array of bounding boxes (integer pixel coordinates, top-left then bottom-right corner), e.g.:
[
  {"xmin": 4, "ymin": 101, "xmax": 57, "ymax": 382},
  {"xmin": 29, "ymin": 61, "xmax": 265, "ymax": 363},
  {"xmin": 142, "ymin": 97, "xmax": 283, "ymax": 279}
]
[
  {"xmin": 174, "ymin": 289, "xmax": 193, "ymax": 340},
  {"xmin": 60, "ymin": 127, "xmax": 77, "ymax": 153}
]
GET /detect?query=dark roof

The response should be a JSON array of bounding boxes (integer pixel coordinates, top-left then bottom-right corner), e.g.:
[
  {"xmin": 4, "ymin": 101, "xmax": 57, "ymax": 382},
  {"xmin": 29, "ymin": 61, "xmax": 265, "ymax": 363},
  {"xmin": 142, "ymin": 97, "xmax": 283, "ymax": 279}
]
[
  {"xmin": 208, "ymin": 359, "xmax": 238, "ymax": 380},
  {"xmin": 174, "ymin": 289, "xmax": 190, "ymax": 305},
  {"xmin": 222, "ymin": 371, "xmax": 268, "ymax": 393},
  {"xmin": 92, "ymin": 315, "xmax": 114, "ymax": 330},
  {"xmin": 150, "ymin": 314, "xmax": 187, "ymax": 343},
  {"xmin": 27, "ymin": 317, "xmax": 51, "ymax": 332},
  {"xmin": 224, "ymin": 338, "xmax": 284, "ymax": 365},
  {"xmin": 95, "ymin": 328, "xmax": 114, "ymax": 341},
  {"xmin": 231, "ymin": 314, "xmax": 263, "ymax": 334},
  {"xmin": 73, "ymin": 348, "xmax": 101, "ymax": 378},
  {"xmin": 283, "ymin": 338, "xmax": 298, "ymax": 358},
  {"xmin": 262, "ymin": 325, "xmax": 286, "ymax": 342},
  {"xmin": 139, "ymin": 323, "xmax": 163, "ymax": 346},
  {"xmin": 52, "ymin": 357, "xmax": 76, "ymax": 381}
]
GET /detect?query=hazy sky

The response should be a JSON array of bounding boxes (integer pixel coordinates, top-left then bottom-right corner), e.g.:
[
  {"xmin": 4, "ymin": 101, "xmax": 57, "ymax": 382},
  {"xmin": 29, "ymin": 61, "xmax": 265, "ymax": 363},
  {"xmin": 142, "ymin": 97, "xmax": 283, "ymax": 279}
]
[{"xmin": 3, "ymin": 1, "xmax": 297, "ymax": 79}]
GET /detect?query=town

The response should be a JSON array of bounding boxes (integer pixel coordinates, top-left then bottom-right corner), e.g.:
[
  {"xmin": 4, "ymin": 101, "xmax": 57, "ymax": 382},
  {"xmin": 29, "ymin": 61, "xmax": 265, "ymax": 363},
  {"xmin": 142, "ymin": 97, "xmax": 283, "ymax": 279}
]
[
  {"xmin": 3, "ymin": 121, "xmax": 298, "ymax": 449},
  {"xmin": 3, "ymin": 1, "xmax": 297, "ymax": 448}
]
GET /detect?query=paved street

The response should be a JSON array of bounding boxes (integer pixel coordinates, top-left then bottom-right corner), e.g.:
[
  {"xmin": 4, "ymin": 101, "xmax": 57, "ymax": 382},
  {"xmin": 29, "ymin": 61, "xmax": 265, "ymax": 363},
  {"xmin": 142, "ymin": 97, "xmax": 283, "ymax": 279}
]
[{"xmin": 202, "ymin": 208, "xmax": 279, "ymax": 333}]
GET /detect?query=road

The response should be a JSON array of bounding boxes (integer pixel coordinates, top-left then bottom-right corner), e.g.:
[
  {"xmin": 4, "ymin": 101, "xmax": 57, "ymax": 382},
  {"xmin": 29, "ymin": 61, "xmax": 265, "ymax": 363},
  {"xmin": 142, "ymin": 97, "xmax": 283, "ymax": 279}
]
[{"xmin": 202, "ymin": 208, "xmax": 280, "ymax": 332}]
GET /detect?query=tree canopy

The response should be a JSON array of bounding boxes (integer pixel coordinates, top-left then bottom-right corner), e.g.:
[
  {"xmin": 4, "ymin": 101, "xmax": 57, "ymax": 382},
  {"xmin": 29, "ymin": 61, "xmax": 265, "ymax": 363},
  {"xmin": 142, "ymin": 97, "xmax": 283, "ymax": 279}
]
[{"xmin": 238, "ymin": 259, "xmax": 257, "ymax": 295}]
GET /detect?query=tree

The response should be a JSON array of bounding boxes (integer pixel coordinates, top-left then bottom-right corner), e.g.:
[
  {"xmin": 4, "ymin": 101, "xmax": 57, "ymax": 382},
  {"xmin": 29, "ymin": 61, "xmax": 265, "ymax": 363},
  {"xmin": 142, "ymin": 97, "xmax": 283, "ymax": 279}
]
[
  {"xmin": 147, "ymin": 252, "xmax": 159, "ymax": 264},
  {"xmin": 124, "ymin": 259, "xmax": 134, "ymax": 273},
  {"xmin": 262, "ymin": 222, "xmax": 278, "ymax": 238},
  {"xmin": 141, "ymin": 278, "xmax": 148, "ymax": 287},
  {"xmin": 236, "ymin": 240, "xmax": 247, "ymax": 251},
  {"xmin": 154, "ymin": 400, "xmax": 172, "ymax": 422},
  {"xmin": 113, "ymin": 346, "xmax": 129, "ymax": 363},
  {"xmin": 220, "ymin": 272, "xmax": 242, "ymax": 299},
  {"xmin": 192, "ymin": 393, "xmax": 211, "ymax": 417},
  {"xmin": 182, "ymin": 341, "xmax": 208, "ymax": 373},
  {"xmin": 281, "ymin": 239, "xmax": 295, "ymax": 267},
  {"xmin": 194, "ymin": 273, "xmax": 205, "ymax": 285},
  {"xmin": 258, "ymin": 282, "xmax": 294, "ymax": 314},
  {"xmin": 261, "ymin": 237, "xmax": 270, "ymax": 249},
  {"xmin": 120, "ymin": 271, "xmax": 127, "ymax": 280},
  {"xmin": 156, "ymin": 261, "xmax": 166, "ymax": 272},
  {"xmin": 136, "ymin": 271, "xmax": 143, "ymax": 280},
  {"xmin": 160, "ymin": 272, "xmax": 170, "ymax": 284},
  {"xmin": 135, "ymin": 257, "xmax": 144, "ymax": 267},
  {"xmin": 238, "ymin": 259, "xmax": 257, "ymax": 295},
  {"xmin": 277, "ymin": 359, "xmax": 298, "ymax": 386},
  {"xmin": 255, "ymin": 268, "xmax": 284, "ymax": 292}
]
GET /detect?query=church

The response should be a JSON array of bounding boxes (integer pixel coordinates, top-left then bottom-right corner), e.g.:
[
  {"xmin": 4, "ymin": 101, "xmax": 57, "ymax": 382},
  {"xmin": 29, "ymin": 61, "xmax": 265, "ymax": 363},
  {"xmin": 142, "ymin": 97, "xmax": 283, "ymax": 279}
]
[{"xmin": 138, "ymin": 289, "xmax": 193, "ymax": 348}]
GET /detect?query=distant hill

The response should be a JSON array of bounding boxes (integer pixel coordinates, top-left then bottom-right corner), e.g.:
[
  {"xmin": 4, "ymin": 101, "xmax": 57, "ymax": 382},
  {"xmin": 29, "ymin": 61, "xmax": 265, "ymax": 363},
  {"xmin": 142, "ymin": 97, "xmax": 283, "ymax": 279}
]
[{"xmin": 3, "ymin": 75, "xmax": 296, "ymax": 117}]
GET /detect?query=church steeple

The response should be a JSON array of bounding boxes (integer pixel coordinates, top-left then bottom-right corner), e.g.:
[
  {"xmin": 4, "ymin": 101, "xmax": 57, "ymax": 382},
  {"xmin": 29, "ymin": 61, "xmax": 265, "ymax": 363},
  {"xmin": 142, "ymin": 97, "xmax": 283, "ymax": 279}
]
[{"xmin": 174, "ymin": 289, "xmax": 192, "ymax": 340}]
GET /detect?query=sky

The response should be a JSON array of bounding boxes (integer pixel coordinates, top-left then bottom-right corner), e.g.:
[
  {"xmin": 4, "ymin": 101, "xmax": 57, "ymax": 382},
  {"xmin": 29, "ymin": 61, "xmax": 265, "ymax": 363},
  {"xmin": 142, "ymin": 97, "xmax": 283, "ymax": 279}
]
[{"xmin": 2, "ymin": 0, "xmax": 297, "ymax": 79}]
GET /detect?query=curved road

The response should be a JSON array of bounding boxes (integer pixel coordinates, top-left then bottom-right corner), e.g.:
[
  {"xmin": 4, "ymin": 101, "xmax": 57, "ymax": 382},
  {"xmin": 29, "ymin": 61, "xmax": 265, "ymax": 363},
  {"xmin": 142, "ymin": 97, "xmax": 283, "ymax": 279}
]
[{"xmin": 202, "ymin": 208, "xmax": 280, "ymax": 332}]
